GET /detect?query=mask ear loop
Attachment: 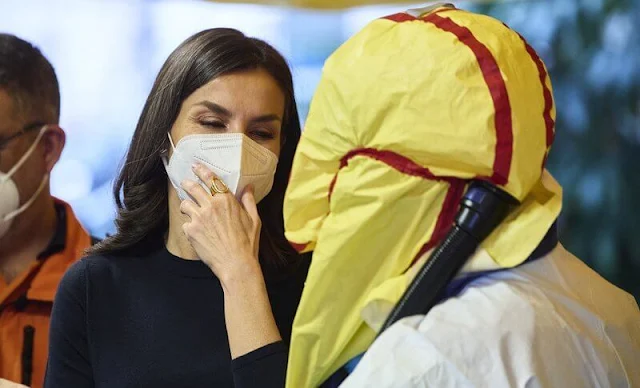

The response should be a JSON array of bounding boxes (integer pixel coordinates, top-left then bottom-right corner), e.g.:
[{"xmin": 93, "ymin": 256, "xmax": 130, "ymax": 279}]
[
  {"xmin": 167, "ymin": 132, "xmax": 176, "ymax": 150},
  {"xmin": 2, "ymin": 125, "xmax": 50, "ymax": 221},
  {"xmin": 4, "ymin": 125, "xmax": 48, "ymax": 179},
  {"xmin": 3, "ymin": 174, "xmax": 48, "ymax": 221},
  {"xmin": 161, "ymin": 132, "xmax": 176, "ymax": 170}
]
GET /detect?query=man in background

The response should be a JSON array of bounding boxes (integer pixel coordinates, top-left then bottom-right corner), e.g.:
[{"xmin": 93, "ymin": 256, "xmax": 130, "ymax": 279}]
[{"xmin": 0, "ymin": 33, "xmax": 96, "ymax": 388}]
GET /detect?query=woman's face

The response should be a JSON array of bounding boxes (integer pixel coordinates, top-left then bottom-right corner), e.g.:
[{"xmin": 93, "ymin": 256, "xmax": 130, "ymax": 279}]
[{"xmin": 169, "ymin": 68, "xmax": 285, "ymax": 157}]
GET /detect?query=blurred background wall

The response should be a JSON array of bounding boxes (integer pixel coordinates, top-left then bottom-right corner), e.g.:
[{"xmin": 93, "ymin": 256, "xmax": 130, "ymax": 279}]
[{"xmin": 1, "ymin": 0, "xmax": 638, "ymax": 298}]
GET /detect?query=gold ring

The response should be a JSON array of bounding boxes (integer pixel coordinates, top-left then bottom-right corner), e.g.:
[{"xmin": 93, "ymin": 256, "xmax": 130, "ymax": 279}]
[{"xmin": 210, "ymin": 178, "xmax": 229, "ymax": 196}]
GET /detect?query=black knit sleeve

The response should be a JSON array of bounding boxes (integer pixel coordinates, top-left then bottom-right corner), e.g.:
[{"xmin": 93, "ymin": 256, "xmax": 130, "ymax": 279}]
[
  {"xmin": 230, "ymin": 254, "xmax": 311, "ymax": 388},
  {"xmin": 231, "ymin": 341, "xmax": 287, "ymax": 388},
  {"xmin": 44, "ymin": 259, "xmax": 94, "ymax": 388}
]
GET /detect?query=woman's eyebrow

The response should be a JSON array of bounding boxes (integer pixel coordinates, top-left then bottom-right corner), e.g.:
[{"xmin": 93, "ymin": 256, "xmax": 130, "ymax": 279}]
[
  {"xmin": 195, "ymin": 101, "xmax": 232, "ymax": 117},
  {"xmin": 250, "ymin": 114, "xmax": 282, "ymax": 124},
  {"xmin": 194, "ymin": 100, "xmax": 281, "ymax": 124}
]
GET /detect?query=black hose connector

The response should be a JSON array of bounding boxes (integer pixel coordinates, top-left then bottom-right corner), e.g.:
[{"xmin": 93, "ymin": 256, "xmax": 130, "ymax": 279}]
[
  {"xmin": 456, "ymin": 180, "xmax": 519, "ymax": 240},
  {"xmin": 378, "ymin": 180, "xmax": 518, "ymax": 335}
]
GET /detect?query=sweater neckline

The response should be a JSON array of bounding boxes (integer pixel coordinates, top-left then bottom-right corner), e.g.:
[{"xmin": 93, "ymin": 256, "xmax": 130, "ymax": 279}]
[{"xmin": 151, "ymin": 246, "xmax": 215, "ymax": 279}]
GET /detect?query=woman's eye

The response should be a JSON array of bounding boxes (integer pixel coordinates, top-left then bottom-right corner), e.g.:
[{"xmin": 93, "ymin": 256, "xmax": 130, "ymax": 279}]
[
  {"xmin": 200, "ymin": 121, "xmax": 225, "ymax": 129},
  {"xmin": 251, "ymin": 130, "xmax": 275, "ymax": 140}
]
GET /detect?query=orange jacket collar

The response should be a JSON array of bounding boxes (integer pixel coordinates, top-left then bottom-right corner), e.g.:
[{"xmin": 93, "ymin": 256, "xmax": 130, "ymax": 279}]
[{"xmin": 26, "ymin": 199, "xmax": 91, "ymax": 302}]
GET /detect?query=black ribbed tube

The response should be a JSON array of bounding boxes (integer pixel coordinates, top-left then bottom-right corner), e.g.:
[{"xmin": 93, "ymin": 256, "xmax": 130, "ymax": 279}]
[
  {"xmin": 378, "ymin": 225, "xmax": 477, "ymax": 334},
  {"xmin": 378, "ymin": 181, "xmax": 518, "ymax": 335}
]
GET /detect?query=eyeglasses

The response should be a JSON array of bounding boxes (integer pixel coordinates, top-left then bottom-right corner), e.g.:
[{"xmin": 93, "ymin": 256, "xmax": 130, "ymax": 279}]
[{"xmin": 0, "ymin": 121, "xmax": 46, "ymax": 150}]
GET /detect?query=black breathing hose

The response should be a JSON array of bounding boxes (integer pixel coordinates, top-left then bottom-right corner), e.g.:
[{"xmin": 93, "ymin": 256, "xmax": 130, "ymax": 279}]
[{"xmin": 378, "ymin": 180, "xmax": 519, "ymax": 335}]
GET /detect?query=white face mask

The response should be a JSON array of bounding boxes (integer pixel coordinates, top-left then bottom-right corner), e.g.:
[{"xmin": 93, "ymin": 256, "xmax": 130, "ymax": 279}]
[
  {"xmin": 162, "ymin": 132, "xmax": 279, "ymax": 204},
  {"xmin": 0, "ymin": 126, "xmax": 49, "ymax": 238}
]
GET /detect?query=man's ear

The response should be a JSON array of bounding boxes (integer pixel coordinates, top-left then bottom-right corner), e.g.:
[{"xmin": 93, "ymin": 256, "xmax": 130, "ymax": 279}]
[{"xmin": 42, "ymin": 125, "xmax": 66, "ymax": 173}]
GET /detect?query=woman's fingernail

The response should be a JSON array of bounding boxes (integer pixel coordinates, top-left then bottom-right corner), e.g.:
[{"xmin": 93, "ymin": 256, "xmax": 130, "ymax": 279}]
[{"xmin": 191, "ymin": 163, "xmax": 199, "ymax": 170}]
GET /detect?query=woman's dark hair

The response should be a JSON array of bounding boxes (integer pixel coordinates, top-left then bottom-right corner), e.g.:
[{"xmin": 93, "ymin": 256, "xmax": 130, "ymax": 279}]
[{"xmin": 89, "ymin": 28, "xmax": 301, "ymax": 277}]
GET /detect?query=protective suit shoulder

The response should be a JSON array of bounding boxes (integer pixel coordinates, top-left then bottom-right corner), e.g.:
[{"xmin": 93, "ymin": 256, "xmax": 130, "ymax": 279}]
[{"xmin": 342, "ymin": 246, "xmax": 640, "ymax": 387}]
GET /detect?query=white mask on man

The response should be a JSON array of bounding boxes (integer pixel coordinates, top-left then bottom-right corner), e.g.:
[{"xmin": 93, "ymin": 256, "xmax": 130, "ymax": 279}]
[
  {"xmin": 162, "ymin": 132, "xmax": 279, "ymax": 203},
  {"xmin": 0, "ymin": 126, "xmax": 49, "ymax": 238}
]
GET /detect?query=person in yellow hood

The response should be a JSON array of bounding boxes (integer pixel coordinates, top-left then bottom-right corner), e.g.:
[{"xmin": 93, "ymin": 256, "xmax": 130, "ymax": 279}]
[{"xmin": 283, "ymin": 3, "xmax": 640, "ymax": 387}]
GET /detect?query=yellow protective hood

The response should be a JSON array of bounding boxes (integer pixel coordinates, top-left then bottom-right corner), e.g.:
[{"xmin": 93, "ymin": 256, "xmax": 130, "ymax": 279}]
[
  {"xmin": 205, "ymin": 0, "xmax": 520, "ymax": 9},
  {"xmin": 283, "ymin": 5, "xmax": 562, "ymax": 387}
]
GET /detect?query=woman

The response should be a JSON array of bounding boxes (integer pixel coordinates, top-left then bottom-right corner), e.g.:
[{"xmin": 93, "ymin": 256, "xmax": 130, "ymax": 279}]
[{"xmin": 45, "ymin": 28, "xmax": 309, "ymax": 388}]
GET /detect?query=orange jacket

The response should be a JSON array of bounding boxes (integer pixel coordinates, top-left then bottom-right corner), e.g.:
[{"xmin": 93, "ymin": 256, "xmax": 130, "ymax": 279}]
[{"xmin": 0, "ymin": 200, "xmax": 92, "ymax": 388}]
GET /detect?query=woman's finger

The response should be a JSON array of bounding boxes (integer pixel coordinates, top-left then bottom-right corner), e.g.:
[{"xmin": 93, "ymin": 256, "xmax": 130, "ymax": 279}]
[
  {"xmin": 192, "ymin": 163, "xmax": 222, "ymax": 190},
  {"xmin": 179, "ymin": 198, "xmax": 199, "ymax": 218},
  {"xmin": 182, "ymin": 222, "xmax": 192, "ymax": 238},
  {"xmin": 240, "ymin": 185, "xmax": 260, "ymax": 227},
  {"xmin": 181, "ymin": 178, "xmax": 211, "ymax": 206}
]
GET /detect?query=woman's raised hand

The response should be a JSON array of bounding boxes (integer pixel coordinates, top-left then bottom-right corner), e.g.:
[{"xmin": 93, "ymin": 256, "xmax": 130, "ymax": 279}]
[{"xmin": 179, "ymin": 162, "xmax": 262, "ymax": 287}]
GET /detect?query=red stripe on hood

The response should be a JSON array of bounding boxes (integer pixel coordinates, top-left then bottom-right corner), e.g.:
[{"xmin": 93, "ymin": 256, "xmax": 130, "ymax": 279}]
[
  {"xmin": 328, "ymin": 148, "xmax": 451, "ymax": 201},
  {"xmin": 288, "ymin": 241, "xmax": 309, "ymax": 253},
  {"xmin": 383, "ymin": 13, "xmax": 417, "ymax": 22},
  {"xmin": 508, "ymin": 26, "xmax": 555, "ymax": 169},
  {"xmin": 422, "ymin": 13, "xmax": 513, "ymax": 185},
  {"xmin": 409, "ymin": 179, "xmax": 466, "ymax": 268},
  {"xmin": 326, "ymin": 148, "xmax": 464, "ymax": 271}
]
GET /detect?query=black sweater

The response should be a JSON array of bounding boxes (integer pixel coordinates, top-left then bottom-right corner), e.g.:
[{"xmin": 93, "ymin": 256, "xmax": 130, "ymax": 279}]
[{"xmin": 44, "ymin": 247, "xmax": 309, "ymax": 388}]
